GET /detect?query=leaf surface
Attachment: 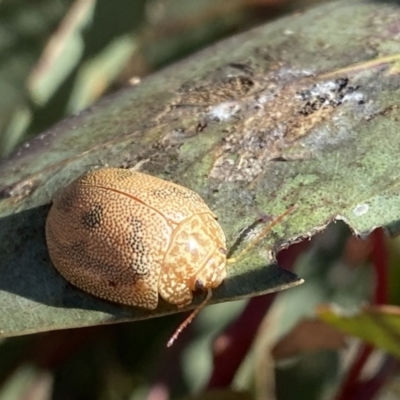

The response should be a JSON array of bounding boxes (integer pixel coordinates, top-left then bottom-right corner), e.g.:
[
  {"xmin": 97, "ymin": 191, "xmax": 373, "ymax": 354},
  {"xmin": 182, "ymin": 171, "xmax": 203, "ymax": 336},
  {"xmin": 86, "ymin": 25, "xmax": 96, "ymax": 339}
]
[{"xmin": 2, "ymin": 0, "xmax": 400, "ymax": 336}]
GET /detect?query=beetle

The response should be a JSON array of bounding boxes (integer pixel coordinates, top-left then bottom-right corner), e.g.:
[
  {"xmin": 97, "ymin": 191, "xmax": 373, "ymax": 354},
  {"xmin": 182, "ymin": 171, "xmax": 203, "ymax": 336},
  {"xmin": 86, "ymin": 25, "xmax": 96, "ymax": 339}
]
[{"xmin": 46, "ymin": 168, "xmax": 295, "ymax": 345}]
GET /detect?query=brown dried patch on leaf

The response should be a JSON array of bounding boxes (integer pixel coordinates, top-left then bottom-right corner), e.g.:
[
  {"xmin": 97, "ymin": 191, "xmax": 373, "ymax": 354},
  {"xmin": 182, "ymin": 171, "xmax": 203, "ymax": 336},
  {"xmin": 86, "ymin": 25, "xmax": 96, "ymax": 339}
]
[
  {"xmin": 287, "ymin": 78, "xmax": 357, "ymax": 140},
  {"xmin": 0, "ymin": 177, "xmax": 40, "ymax": 200},
  {"xmin": 176, "ymin": 63, "xmax": 259, "ymax": 106},
  {"xmin": 140, "ymin": 59, "xmax": 364, "ymax": 185},
  {"xmin": 178, "ymin": 75, "xmax": 256, "ymax": 106},
  {"xmin": 272, "ymin": 318, "xmax": 347, "ymax": 360},
  {"xmin": 207, "ymin": 75, "xmax": 363, "ymax": 183}
]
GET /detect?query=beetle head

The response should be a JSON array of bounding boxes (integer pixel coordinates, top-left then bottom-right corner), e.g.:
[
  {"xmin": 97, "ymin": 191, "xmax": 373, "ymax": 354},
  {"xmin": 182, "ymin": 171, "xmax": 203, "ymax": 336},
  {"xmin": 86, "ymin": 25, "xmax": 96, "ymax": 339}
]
[{"xmin": 190, "ymin": 246, "xmax": 227, "ymax": 292}]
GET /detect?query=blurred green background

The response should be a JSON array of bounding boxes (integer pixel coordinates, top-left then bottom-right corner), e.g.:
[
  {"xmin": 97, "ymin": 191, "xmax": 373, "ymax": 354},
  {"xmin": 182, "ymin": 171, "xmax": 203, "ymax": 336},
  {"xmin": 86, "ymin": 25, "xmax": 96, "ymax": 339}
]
[
  {"xmin": 0, "ymin": 0, "xmax": 329, "ymax": 159},
  {"xmin": 3, "ymin": 1, "xmax": 395, "ymax": 400}
]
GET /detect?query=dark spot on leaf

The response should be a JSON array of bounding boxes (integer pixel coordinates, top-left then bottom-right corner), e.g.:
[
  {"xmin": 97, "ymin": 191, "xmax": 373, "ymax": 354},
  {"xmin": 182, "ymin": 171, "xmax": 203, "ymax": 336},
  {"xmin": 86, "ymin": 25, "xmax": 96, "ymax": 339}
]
[
  {"xmin": 227, "ymin": 62, "xmax": 254, "ymax": 75},
  {"xmin": 196, "ymin": 121, "xmax": 207, "ymax": 133},
  {"xmin": 297, "ymin": 77, "xmax": 360, "ymax": 116}
]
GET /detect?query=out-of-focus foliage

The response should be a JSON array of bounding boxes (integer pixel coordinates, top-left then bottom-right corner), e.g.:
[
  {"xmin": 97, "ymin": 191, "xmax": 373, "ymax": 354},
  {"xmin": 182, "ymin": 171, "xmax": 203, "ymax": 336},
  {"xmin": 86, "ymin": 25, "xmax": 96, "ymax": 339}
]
[
  {"xmin": 319, "ymin": 304, "xmax": 400, "ymax": 359},
  {"xmin": 3, "ymin": 1, "xmax": 400, "ymax": 400},
  {"xmin": 318, "ymin": 235, "xmax": 400, "ymax": 361},
  {"xmin": 0, "ymin": 0, "xmax": 329, "ymax": 158}
]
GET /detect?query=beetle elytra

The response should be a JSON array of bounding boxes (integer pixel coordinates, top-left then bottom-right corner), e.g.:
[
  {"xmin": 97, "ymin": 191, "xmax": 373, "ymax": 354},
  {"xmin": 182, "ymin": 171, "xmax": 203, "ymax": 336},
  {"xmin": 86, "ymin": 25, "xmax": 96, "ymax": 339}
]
[{"xmin": 46, "ymin": 168, "xmax": 295, "ymax": 346}]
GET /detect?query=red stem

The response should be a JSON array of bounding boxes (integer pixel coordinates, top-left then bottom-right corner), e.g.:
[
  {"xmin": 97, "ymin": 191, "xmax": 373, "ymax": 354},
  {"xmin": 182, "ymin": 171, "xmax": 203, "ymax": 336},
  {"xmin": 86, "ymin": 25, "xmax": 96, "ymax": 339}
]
[
  {"xmin": 370, "ymin": 228, "xmax": 388, "ymax": 305},
  {"xmin": 207, "ymin": 294, "xmax": 276, "ymax": 388},
  {"xmin": 206, "ymin": 240, "xmax": 310, "ymax": 388},
  {"xmin": 335, "ymin": 345, "xmax": 374, "ymax": 400},
  {"xmin": 355, "ymin": 356, "xmax": 399, "ymax": 400},
  {"xmin": 335, "ymin": 228, "xmax": 389, "ymax": 400}
]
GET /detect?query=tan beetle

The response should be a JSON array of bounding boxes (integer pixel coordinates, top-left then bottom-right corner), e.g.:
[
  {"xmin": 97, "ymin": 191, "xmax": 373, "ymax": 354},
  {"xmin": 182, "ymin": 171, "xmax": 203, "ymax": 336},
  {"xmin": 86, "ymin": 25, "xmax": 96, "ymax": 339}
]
[{"xmin": 46, "ymin": 168, "xmax": 294, "ymax": 345}]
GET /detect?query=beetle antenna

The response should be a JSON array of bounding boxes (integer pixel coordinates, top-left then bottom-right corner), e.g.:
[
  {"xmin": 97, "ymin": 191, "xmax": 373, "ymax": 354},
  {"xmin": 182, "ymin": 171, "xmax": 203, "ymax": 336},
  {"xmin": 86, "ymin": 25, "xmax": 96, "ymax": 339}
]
[
  {"xmin": 227, "ymin": 204, "xmax": 297, "ymax": 264},
  {"xmin": 167, "ymin": 288, "xmax": 212, "ymax": 347}
]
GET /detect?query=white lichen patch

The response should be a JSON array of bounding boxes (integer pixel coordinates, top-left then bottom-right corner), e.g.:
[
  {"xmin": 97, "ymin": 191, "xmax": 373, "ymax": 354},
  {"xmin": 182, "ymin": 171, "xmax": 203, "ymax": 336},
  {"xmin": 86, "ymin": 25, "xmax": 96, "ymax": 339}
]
[
  {"xmin": 352, "ymin": 203, "xmax": 369, "ymax": 217},
  {"xmin": 209, "ymin": 74, "xmax": 368, "ymax": 183},
  {"xmin": 208, "ymin": 101, "xmax": 240, "ymax": 121},
  {"xmin": 343, "ymin": 91, "xmax": 365, "ymax": 104}
]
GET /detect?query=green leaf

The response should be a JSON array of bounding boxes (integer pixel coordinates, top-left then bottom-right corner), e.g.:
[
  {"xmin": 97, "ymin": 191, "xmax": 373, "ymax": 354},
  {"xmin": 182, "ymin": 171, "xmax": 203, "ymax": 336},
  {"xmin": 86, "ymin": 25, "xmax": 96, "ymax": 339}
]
[
  {"xmin": 318, "ymin": 304, "xmax": 400, "ymax": 359},
  {"xmin": 2, "ymin": 0, "xmax": 400, "ymax": 336}
]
